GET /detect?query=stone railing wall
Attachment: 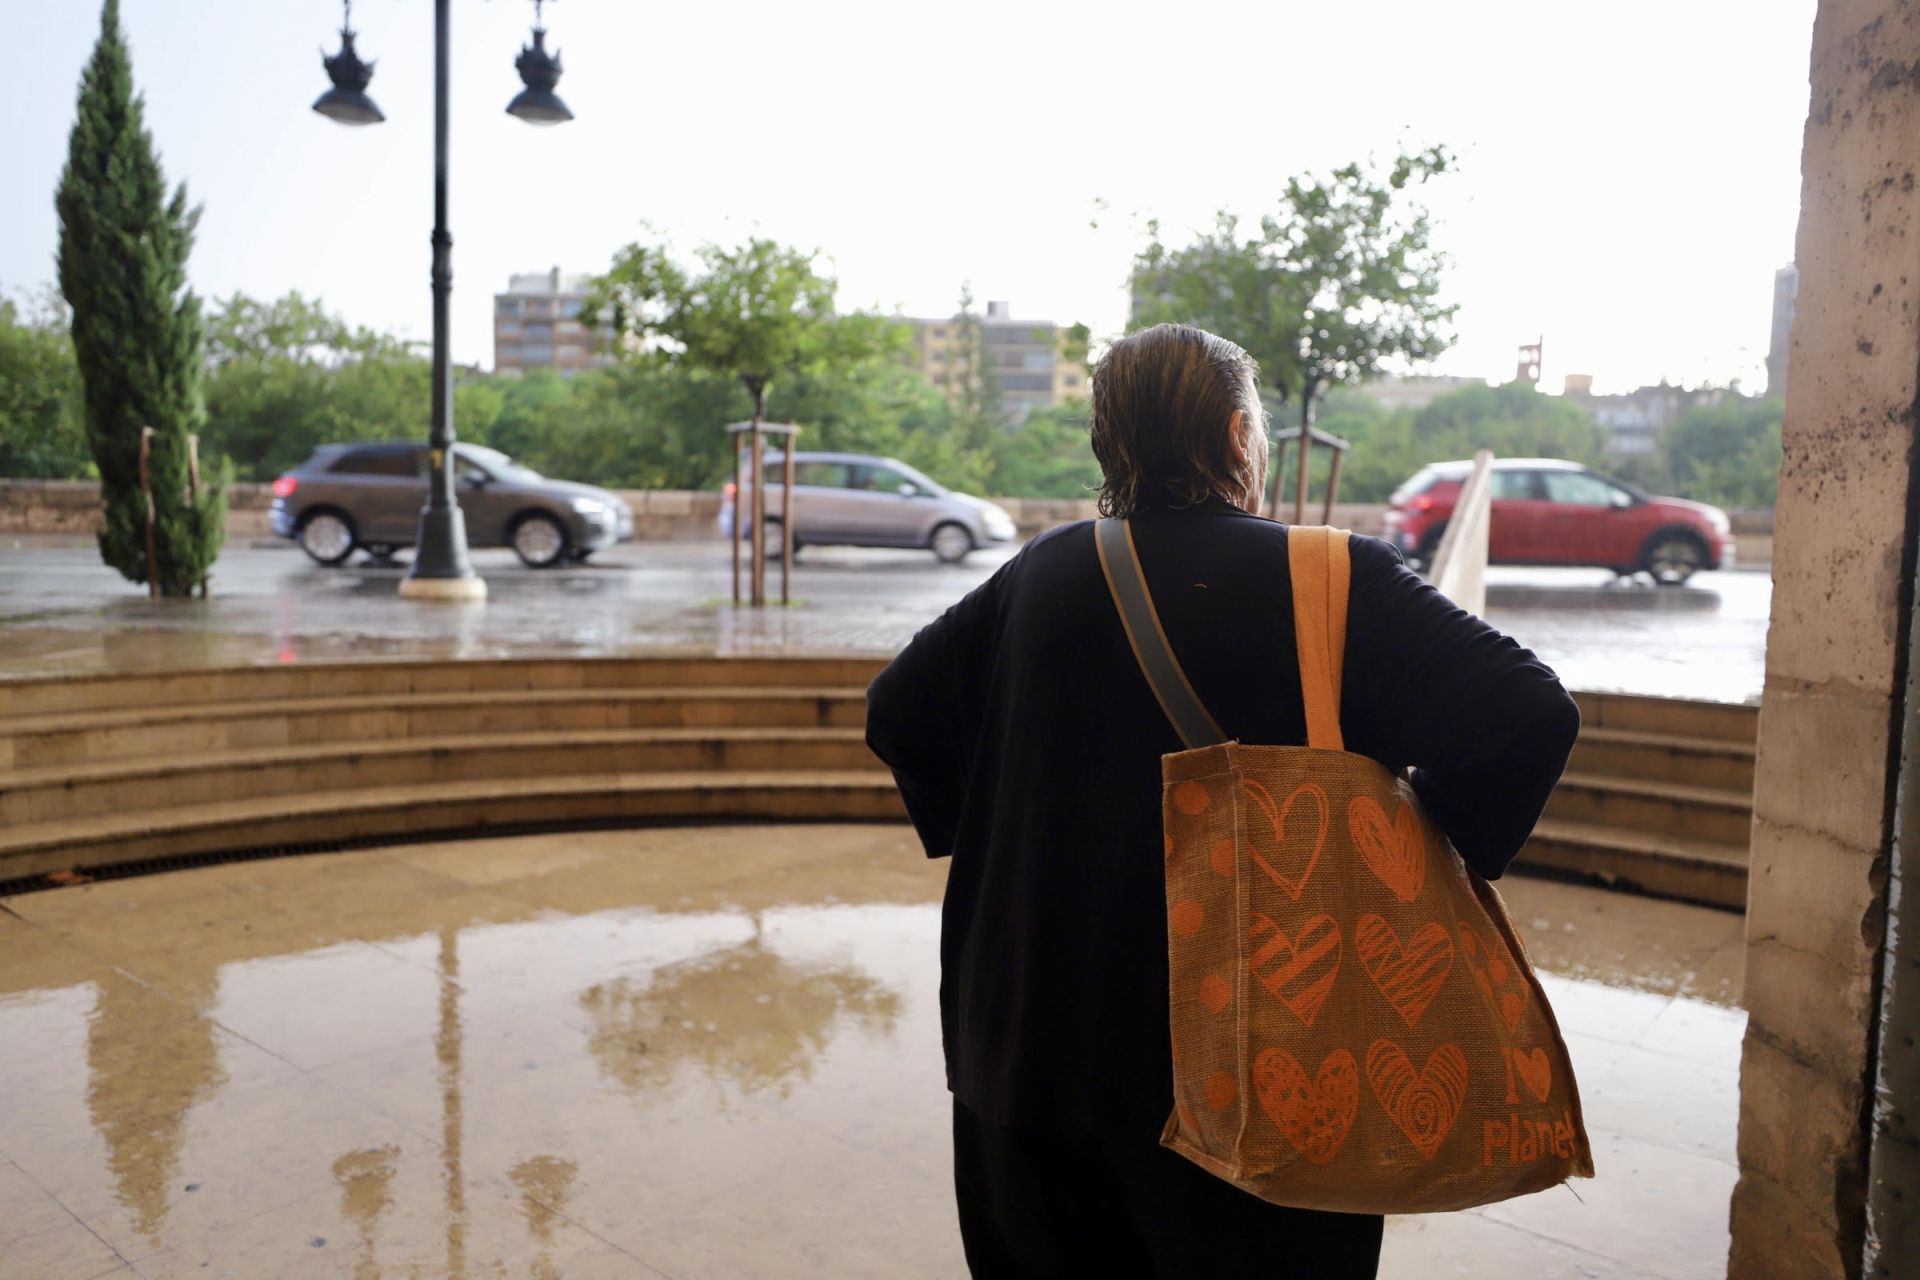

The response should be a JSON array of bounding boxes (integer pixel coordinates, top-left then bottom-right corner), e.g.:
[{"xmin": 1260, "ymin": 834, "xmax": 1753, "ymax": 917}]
[{"xmin": 0, "ymin": 478, "xmax": 1775, "ymax": 552}]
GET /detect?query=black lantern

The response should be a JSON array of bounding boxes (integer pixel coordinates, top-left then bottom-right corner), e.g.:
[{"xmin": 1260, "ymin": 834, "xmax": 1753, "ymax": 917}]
[
  {"xmin": 313, "ymin": 1, "xmax": 383, "ymax": 126},
  {"xmin": 507, "ymin": 1, "xmax": 574, "ymax": 125}
]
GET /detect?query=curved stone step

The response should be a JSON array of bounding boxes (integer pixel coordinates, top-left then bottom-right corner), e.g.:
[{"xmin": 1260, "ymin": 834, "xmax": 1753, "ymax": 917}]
[
  {"xmin": 1517, "ymin": 817, "xmax": 1748, "ymax": 909},
  {"xmin": 0, "ymin": 769, "xmax": 907, "ymax": 881},
  {"xmin": 0, "ymin": 655, "xmax": 888, "ymax": 720},
  {"xmin": 1544, "ymin": 772, "xmax": 1754, "ymax": 846},
  {"xmin": 1567, "ymin": 726, "xmax": 1757, "ymax": 792},
  {"xmin": 0, "ymin": 727, "xmax": 881, "ymax": 826},
  {"xmin": 1572, "ymin": 690, "xmax": 1758, "ymax": 743},
  {"xmin": 0, "ymin": 686, "xmax": 870, "ymax": 771}
]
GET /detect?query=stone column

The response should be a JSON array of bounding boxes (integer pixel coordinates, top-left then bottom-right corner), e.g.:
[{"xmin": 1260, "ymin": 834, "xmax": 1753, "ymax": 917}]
[{"xmin": 1728, "ymin": 2, "xmax": 1920, "ymax": 1276}]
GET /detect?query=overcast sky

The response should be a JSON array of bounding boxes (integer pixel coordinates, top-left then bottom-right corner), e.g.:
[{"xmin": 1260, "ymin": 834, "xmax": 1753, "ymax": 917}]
[{"xmin": 2, "ymin": 0, "xmax": 1816, "ymax": 394}]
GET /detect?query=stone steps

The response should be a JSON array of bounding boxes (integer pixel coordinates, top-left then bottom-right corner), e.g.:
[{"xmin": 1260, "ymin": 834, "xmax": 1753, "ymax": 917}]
[
  {"xmin": 0, "ymin": 686, "xmax": 870, "ymax": 771},
  {"xmin": 1516, "ymin": 817, "xmax": 1750, "ymax": 910},
  {"xmin": 0, "ymin": 657, "xmax": 1764, "ymax": 907},
  {"xmin": 1544, "ymin": 771, "xmax": 1754, "ymax": 847},
  {"xmin": 0, "ymin": 655, "xmax": 889, "ymax": 719},
  {"xmin": 0, "ymin": 770, "xmax": 906, "ymax": 881},
  {"xmin": 0, "ymin": 727, "xmax": 882, "ymax": 826},
  {"xmin": 1567, "ymin": 726, "xmax": 1756, "ymax": 793}
]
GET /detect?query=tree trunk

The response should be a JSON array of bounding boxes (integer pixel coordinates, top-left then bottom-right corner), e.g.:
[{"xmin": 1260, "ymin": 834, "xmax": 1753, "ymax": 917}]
[{"xmin": 1293, "ymin": 376, "xmax": 1318, "ymax": 525}]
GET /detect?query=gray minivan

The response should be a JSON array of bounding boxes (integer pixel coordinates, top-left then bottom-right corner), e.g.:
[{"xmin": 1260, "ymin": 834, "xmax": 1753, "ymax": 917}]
[
  {"xmin": 270, "ymin": 442, "xmax": 634, "ymax": 567},
  {"xmin": 718, "ymin": 451, "xmax": 1017, "ymax": 563}
]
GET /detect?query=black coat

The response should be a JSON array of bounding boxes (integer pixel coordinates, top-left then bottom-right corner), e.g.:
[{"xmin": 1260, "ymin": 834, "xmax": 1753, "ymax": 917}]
[{"xmin": 866, "ymin": 503, "xmax": 1581, "ymax": 1133}]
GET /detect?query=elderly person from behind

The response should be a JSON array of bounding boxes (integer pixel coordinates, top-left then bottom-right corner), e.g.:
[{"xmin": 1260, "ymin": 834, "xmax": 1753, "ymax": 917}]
[{"xmin": 866, "ymin": 323, "xmax": 1579, "ymax": 1279}]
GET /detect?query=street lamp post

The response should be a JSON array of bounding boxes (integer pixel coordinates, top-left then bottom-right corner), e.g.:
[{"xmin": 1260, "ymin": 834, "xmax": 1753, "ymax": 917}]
[{"xmin": 314, "ymin": 0, "xmax": 573, "ymax": 602}]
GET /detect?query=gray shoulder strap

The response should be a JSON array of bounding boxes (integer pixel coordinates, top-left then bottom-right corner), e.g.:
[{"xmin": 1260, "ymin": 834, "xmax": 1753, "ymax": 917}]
[{"xmin": 1095, "ymin": 517, "xmax": 1228, "ymax": 750}]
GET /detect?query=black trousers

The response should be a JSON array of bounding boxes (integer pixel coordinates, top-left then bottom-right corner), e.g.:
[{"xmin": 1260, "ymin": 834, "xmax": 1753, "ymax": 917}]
[{"xmin": 952, "ymin": 1101, "xmax": 1384, "ymax": 1279}]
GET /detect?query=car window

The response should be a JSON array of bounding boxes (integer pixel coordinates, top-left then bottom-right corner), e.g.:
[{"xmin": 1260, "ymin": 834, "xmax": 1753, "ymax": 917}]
[
  {"xmin": 862, "ymin": 465, "xmax": 915, "ymax": 493},
  {"xmin": 330, "ymin": 450, "xmax": 415, "ymax": 477},
  {"xmin": 795, "ymin": 461, "xmax": 853, "ymax": 488},
  {"xmin": 1542, "ymin": 471, "xmax": 1621, "ymax": 506},
  {"xmin": 1491, "ymin": 471, "xmax": 1542, "ymax": 501}
]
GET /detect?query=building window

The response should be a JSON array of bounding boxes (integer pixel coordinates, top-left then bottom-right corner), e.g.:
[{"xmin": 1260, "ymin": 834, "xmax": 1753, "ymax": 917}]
[
  {"xmin": 522, "ymin": 343, "xmax": 554, "ymax": 364},
  {"xmin": 559, "ymin": 298, "xmax": 584, "ymax": 319},
  {"xmin": 524, "ymin": 299, "xmax": 553, "ymax": 317},
  {"xmin": 1023, "ymin": 352, "xmax": 1052, "ymax": 371},
  {"xmin": 497, "ymin": 299, "xmax": 521, "ymax": 317},
  {"xmin": 499, "ymin": 321, "xmax": 522, "ymax": 336},
  {"xmin": 1063, "ymin": 374, "xmax": 1079, "ymax": 388},
  {"xmin": 497, "ymin": 344, "xmax": 521, "ymax": 363},
  {"xmin": 931, "ymin": 326, "xmax": 947, "ymax": 338},
  {"xmin": 524, "ymin": 322, "xmax": 553, "ymax": 339}
]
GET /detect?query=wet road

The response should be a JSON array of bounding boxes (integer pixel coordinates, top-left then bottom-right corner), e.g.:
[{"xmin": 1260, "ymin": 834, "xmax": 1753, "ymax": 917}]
[
  {"xmin": 0, "ymin": 540, "xmax": 1769, "ymax": 701},
  {"xmin": 0, "ymin": 826, "xmax": 1743, "ymax": 1279}
]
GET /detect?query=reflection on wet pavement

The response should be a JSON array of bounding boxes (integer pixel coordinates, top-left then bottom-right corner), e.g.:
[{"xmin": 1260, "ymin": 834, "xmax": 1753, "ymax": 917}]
[
  {"xmin": 0, "ymin": 543, "xmax": 1768, "ymax": 702},
  {"xmin": 0, "ymin": 827, "xmax": 1742, "ymax": 1279}
]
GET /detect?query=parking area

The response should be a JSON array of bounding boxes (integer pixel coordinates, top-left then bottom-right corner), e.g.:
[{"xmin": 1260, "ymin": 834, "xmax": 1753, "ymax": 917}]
[{"xmin": 0, "ymin": 539, "xmax": 1768, "ymax": 701}]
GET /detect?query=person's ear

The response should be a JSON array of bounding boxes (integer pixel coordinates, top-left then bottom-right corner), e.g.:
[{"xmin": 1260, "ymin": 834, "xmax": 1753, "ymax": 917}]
[{"xmin": 1227, "ymin": 410, "xmax": 1249, "ymax": 470}]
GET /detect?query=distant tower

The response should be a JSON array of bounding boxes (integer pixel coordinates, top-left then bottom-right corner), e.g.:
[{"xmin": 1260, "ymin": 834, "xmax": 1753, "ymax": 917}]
[
  {"xmin": 1516, "ymin": 338, "xmax": 1543, "ymax": 386},
  {"xmin": 1766, "ymin": 264, "xmax": 1798, "ymax": 398}
]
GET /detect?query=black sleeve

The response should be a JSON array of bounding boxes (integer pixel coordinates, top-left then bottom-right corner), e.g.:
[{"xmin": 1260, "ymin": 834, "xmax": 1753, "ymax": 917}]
[
  {"xmin": 865, "ymin": 568, "xmax": 1004, "ymax": 860},
  {"xmin": 1339, "ymin": 535, "xmax": 1580, "ymax": 881}
]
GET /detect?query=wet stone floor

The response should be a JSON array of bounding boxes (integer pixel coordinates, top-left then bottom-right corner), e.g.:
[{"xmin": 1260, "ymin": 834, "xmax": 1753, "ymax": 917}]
[{"xmin": 0, "ymin": 826, "xmax": 1746, "ymax": 1280}]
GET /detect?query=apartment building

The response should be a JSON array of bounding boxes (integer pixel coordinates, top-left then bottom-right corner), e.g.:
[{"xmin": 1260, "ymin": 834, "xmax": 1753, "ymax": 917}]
[
  {"xmin": 493, "ymin": 268, "xmax": 616, "ymax": 376},
  {"xmin": 904, "ymin": 300, "xmax": 1087, "ymax": 421}
]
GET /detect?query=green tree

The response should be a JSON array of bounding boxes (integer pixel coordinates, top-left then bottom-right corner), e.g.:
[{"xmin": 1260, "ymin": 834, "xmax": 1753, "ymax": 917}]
[
  {"xmin": 200, "ymin": 291, "xmax": 499, "ymax": 481},
  {"xmin": 1657, "ymin": 397, "xmax": 1782, "ymax": 509},
  {"xmin": 1132, "ymin": 147, "xmax": 1457, "ymax": 515},
  {"xmin": 590, "ymin": 237, "xmax": 905, "ymax": 423},
  {"xmin": 0, "ymin": 292, "xmax": 89, "ymax": 479},
  {"xmin": 1295, "ymin": 382, "xmax": 1608, "ymax": 503},
  {"xmin": 987, "ymin": 399, "xmax": 1101, "ymax": 499},
  {"xmin": 56, "ymin": 0, "xmax": 225, "ymax": 594}
]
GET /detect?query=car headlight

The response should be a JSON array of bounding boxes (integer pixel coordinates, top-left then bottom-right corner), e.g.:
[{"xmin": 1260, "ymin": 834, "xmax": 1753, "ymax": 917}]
[
  {"xmin": 571, "ymin": 496, "xmax": 610, "ymax": 516},
  {"xmin": 1709, "ymin": 509, "xmax": 1731, "ymax": 533},
  {"xmin": 984, "ymin": 507, "xmax": 1015, "ymax": 533}
]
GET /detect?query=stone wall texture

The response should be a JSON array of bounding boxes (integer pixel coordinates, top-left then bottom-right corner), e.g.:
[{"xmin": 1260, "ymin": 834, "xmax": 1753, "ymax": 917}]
[{"xmin": 1728, "ymin": 2, "xmax": 1919, "ymax": 1275}]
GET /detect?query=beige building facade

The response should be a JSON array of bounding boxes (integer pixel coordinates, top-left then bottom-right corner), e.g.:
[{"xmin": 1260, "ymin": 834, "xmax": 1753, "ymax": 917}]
[
  {"xmin": 493, "ymin": 268, "xmax": 616, "ymax": 376},
  {"xmin": 903, "ymin": 300, "xmax": 1087, "ymax": 421}
]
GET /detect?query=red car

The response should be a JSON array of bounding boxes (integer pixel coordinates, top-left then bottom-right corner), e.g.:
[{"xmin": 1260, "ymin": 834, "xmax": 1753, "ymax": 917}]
[{"xmin": 1382, "ymin": 458, "xmax": 1735, "ymax": 585}]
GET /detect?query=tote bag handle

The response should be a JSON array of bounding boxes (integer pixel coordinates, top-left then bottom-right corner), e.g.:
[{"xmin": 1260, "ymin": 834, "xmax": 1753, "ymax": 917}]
[
  {"xmin": 1286, "ymin": 526, "xmax": 1351, "ymax": 753},
  {"xmin": 1095, "ymin": 518, "xmax": 1353, "ymax": 753}
]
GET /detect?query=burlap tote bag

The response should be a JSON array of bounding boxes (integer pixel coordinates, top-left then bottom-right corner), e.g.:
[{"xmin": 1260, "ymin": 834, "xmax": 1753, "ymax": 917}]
[{"xmin": 1096, "ymin": 518, "xmax": 1594, "ymax": 1214}]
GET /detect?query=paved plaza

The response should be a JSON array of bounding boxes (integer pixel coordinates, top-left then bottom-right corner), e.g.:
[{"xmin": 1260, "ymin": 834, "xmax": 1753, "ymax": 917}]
[
  {"xmin": 0, "ymin": 540, "xmax": 1769, "ymax": 702},
  {"xmin": 0, "ymin": 826, "xmax": 1743, "ymax": 1280}
]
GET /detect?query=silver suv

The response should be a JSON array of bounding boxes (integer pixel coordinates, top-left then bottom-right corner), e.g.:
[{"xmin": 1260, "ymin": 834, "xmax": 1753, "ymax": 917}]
[
  {"xmin": 718, "ymin": 451, "xmax": 1016, "ymax": 563},
  {"xmin": 270, "ymin": 442, "xmax": 634, "ymax": 567}
]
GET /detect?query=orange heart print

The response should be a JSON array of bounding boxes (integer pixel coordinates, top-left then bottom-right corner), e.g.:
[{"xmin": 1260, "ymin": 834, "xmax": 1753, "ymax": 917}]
[
  {"xmin": 1253, "ymin": 1047, "xmax": 1360, "ymax": 1166},
  {"xmin": 1355, "ymin": 914, "xmax": 1454, "ymax": 1028},
  {"xmin": 1349, "ymin": 795, "xmax": 1426, "ymax": 903},
  {"xmin": 1365, "ymin": 1040, "xmax": 1469, "ymax": 1160},
  {"xmin": 1242, "ymin": 780, "xmax": 1329, "ymax": 901}
]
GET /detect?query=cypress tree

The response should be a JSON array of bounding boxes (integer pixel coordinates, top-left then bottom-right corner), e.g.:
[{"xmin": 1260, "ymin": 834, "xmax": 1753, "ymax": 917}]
[{"xmin": 56, "ymin": 0, "xmax": 225, "ymax": 595}]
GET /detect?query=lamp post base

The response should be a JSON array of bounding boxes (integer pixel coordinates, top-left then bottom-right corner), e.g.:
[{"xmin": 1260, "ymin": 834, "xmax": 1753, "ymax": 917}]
[
  {"xmin": 401, "ymin": 504, "xmax": 485, "ymax": 602},
  {"xmin": 399, "ymin": 573, "xmax": 487, "ymax": 602}
]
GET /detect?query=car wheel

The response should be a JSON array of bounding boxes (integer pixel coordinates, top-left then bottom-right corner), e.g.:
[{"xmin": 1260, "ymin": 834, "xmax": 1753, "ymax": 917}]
[
  {"xmin": 930, "ymin": 522, "xmax": 973, "ymax": 564},
  {"xmin": 1411, "ymin": 523, "xmax": 1447, "ymax": 574},
  {"xmin": 1641, "ymin": 531, "xmax": 1705, "ymax": 586},
  {"xmin": 298, "ymin": 510, "xmax": 356, "ymax": 566},
  {"xmin": 511, "ymin": 512, "xmax": 569, "ymax": 568},
  {"xmin": 758, "ymin": 517, "xmax": 789, "ymax": 562}
]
